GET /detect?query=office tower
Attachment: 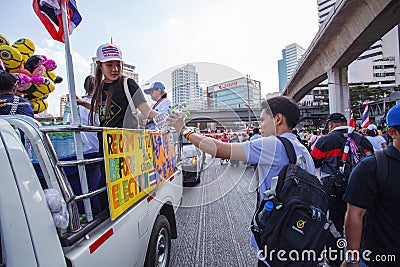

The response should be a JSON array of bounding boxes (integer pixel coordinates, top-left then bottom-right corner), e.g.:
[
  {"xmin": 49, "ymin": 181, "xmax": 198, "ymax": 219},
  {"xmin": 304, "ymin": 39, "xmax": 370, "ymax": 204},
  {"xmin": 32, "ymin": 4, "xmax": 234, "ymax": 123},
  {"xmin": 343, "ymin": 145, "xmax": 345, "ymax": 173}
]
[
  {"xmin": 171, "ymin": 64, "xmax": 204, "ymax": 109},
  {"xmin": 317, "ymin": 0, "xmax": 336, "ymax": 24},
  {"xmin": 207, "ymin": 77, "xmax": 261, "ymax": 110},
  {"xmin": 278, "ymin": 49, "xmax": 287, "ymax": 93},
  {"xmin": 277, "ymin": 43, "xmax": 305, "ymax": 92},
  {"xmin": 60, "ymin": 94, "xmax": 69, "ymax": 118},
  {"xmin": 317, "ymin": 0, "xmax": 400, "ymax": 88}
]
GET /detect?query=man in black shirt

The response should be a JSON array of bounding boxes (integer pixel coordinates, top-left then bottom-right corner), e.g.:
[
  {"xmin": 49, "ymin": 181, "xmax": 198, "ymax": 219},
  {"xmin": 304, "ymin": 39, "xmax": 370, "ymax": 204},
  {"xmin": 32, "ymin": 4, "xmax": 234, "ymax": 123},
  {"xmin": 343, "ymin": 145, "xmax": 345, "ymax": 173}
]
[
  {"xmin": 343, "ymin": 103, "xmax": 400, "ymax": 266},
  {"xmin": 311, "ymin": 113, "xmax": 373, "ymax": 267}
]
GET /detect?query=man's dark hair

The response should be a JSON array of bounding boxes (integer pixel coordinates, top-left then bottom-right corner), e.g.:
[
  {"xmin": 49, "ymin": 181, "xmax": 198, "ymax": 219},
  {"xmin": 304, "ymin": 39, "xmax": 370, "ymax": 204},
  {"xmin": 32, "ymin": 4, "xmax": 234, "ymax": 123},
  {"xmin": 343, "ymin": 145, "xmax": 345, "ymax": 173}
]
[
  {"xmin": 0, "ymin": 72, "xmax": 17, "ymax": 93},
  {"xmin": 253, "ymin": 127, "xmax": 260, "ymax": 134},
  {"xmin": 262, "ymin": 96, "xmax": 300, "ymax": 129}
]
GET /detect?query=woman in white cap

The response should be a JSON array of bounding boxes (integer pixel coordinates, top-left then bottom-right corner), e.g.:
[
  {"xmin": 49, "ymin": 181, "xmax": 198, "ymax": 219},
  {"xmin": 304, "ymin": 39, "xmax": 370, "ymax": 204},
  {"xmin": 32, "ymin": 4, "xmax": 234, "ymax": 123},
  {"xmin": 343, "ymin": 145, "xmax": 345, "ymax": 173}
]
[
  {"xmin": 77, "ymin": 43, "xmax": 157, "ymax": 129},
  {"xmin": 365, "ymin": 124, "xmax": 387, "ymax": 151},
  {"xmin": 77, "ymin": 43, "xmax": 158, "ymax": 210},
  {"xmin": 142, "ymin": 81, "xmax": 171, "ymax": 129}
]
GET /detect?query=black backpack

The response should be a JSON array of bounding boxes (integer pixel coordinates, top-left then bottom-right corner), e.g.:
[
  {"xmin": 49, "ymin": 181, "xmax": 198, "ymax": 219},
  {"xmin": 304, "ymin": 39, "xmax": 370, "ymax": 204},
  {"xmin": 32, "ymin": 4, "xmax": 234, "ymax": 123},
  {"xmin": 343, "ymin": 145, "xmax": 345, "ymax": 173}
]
[
  {"xmin": 329, "ymin": 132, "xmax": 368, "ymax": 198},
  {"xmin": 251, "ymin": 137, "xmax": 340, "ymax": 266}
]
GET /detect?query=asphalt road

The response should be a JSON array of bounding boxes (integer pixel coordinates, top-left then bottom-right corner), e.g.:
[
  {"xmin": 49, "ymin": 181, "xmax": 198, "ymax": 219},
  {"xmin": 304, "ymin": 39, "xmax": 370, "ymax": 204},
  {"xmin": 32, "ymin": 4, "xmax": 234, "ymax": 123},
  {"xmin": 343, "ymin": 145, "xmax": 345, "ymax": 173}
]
[{"xmin": 170, "ymin": 159, "xmax": 259, "ymax": 267}]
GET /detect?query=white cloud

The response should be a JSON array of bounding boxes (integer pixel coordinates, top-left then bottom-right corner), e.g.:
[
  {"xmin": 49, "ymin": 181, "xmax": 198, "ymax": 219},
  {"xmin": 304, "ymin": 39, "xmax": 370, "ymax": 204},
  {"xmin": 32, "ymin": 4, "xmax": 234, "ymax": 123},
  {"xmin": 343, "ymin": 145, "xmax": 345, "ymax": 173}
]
[
  {"xmin": 136, "ymin": 0, "xmax": 318, "ymax": 96},
  {"xmin": 35, "ymin": 39, "xmax": 91, "ymax": 116}
]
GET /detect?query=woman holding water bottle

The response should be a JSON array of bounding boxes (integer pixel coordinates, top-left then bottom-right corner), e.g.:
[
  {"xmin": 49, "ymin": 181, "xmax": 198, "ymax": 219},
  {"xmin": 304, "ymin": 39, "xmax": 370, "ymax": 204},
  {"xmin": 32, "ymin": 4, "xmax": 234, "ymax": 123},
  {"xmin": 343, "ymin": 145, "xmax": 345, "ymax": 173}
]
[
  {"xmin": 77, "ymin": 43, "xmax": 157, "ymax": 129},
  {"xmin": 76, "ymin": 43, "xmax": 158, "ymax": 210}
]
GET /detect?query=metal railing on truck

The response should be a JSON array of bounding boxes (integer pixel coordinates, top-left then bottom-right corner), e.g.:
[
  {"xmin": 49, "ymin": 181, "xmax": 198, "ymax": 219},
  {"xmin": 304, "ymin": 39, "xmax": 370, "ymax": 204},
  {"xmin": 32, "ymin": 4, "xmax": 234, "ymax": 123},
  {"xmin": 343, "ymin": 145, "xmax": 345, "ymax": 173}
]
[
  {"xmin": 2, "ymin": 115, "xmax": 184, "ymax": 247},
  {"xmin": 2, "ymin": 115, "xmax": 109, "ymax": 246}
]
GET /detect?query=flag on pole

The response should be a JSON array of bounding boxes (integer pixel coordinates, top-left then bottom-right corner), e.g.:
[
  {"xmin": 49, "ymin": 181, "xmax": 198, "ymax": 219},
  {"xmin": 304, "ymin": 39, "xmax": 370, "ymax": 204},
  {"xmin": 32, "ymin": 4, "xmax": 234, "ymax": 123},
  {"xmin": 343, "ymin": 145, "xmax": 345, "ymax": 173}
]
[
  {"xmin": 33, "ymin": 0, "xmax": 82, "ymax": 43},
  {"xmin": 349, "ymin": 112, "xmax": 356, "ymax": 129},
  {"xmin": 361, "ymin": 104, "xmax": 370, "ymax": 128}
]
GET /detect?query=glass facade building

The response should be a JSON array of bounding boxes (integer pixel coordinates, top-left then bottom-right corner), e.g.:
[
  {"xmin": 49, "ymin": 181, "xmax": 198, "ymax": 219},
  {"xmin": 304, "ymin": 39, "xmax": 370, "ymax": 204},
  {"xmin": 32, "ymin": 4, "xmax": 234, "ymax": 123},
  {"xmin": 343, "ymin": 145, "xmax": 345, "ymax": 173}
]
[
  {"xmin": 278, "ymin": 49, "xmax": 287, "ymax": 92},
  {"xmin": 207, "ymin": 77, "xmax": 261, "ymax": 110},
  {"xmin": 277, "ymin": 44, "xmax": 305, "ymax": 92}
]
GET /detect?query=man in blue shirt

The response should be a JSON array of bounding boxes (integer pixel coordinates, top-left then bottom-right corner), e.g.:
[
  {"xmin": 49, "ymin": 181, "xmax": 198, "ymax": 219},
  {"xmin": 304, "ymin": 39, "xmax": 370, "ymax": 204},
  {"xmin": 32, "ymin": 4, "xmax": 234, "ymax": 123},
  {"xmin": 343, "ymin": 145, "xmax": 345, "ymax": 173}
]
[
  {"xmin": 0, "ymin": 72, "xmax": 34, "ymax": 117},
  {"xmin": 168, "ymin": 96, "xmax": 316, "ymax": 266}
]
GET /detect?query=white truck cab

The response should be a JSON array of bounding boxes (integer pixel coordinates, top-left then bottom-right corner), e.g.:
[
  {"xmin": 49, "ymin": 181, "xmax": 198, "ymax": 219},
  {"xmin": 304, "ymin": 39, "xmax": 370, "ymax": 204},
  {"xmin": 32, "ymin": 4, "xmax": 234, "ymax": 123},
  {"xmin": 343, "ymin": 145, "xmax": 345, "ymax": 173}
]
[{"xmin": 0, "ymin": 115, "xmax": 183, "ymax": 267}]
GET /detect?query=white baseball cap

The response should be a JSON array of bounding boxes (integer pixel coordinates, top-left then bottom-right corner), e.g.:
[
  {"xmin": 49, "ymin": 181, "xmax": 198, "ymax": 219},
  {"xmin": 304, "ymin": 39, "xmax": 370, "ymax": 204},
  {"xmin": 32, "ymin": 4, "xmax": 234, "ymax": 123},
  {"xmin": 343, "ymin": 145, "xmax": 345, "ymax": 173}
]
[
  {"xmin": 96, "ymin": 43, "xmax": 123, "ymax": 62},
  {"xmin": 367, "ymin": 124, "xmax": 377, "ymax": 130}
]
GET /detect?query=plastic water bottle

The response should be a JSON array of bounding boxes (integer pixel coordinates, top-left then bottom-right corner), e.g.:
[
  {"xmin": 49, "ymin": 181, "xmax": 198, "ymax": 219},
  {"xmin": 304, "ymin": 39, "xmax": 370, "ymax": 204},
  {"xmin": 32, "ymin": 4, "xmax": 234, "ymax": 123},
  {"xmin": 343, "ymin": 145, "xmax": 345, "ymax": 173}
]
[
  {"xmin": 153, "ymin": 102, "xmax": 190, "ymax": 131},
  {"xmin": 258, "ymin": 201, "xmax": 274, "ymax": 228},
  {"xmin": 62, "ymin": 103, "xmax": 71, "ymax": 123},
  {"xmin": 63, "ymin": 103, "xmax": 80, "ymax": 124}
]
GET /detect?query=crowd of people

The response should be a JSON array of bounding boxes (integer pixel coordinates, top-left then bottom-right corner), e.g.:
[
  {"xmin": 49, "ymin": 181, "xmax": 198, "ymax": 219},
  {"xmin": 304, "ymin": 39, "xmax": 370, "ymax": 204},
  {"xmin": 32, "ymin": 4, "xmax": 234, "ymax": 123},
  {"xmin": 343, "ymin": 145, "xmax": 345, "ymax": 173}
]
[
  {"xmin": 168, "ymin": 96, "xmax": 400, "ymax": 267},
  {"xmin": 291, "ymin": 123, "xmax": 389, "ymax": 153},
  {"xmin": 2, "ymin": 41, "xmax": 399, "ymax": 266}
]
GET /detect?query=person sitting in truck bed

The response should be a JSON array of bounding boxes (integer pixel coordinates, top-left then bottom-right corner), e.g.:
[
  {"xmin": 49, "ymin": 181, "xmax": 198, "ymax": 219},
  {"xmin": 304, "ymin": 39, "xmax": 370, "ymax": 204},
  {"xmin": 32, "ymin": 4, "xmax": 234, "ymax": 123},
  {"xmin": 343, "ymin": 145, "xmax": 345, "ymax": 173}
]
[{"xmin": 0, "ymin": 71, "xmax": 34, "ymax": 117}]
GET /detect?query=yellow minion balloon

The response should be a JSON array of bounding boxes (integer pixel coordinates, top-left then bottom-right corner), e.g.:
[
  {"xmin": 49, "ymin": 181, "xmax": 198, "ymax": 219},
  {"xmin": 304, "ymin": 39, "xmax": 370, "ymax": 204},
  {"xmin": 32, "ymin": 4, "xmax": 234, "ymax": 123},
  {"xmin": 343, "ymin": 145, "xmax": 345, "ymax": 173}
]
[
  {"xmin": 0, "ymin": 34, "xmax": 10, "ymax": 46},
  {"xmin": 12, "ymin": 38, "xmax": 35, "ymax": 64},
  {"xmin": 0, "ymin": 44, "xmax": 23, "ymax": 73},
  {"xmin": 44, "ymin": 70, "xmax": 63, "ymax": 84},
  {"xmin": 31, "ymin": 99, "xmax": 48, "ymax": 114},
  {"xmin": 24, "ymin": 78, "xmax": 55, "ymax": 100}
]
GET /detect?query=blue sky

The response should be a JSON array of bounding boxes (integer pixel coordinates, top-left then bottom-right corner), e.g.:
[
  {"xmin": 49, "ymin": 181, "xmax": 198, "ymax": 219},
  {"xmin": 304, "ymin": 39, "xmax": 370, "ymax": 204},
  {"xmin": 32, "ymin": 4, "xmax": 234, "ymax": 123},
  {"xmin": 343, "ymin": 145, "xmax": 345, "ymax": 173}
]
[{"xmin": 1, "ymin": 0, "xmax": 319, "ymax": 116}]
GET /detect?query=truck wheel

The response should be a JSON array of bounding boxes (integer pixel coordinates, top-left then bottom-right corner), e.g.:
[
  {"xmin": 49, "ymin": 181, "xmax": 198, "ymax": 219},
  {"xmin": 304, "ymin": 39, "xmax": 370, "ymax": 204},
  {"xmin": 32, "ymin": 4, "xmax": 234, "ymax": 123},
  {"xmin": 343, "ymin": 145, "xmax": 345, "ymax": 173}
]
[{"xmin": 144, "ymin": 215, "xmax": 171, "ymax": 267}]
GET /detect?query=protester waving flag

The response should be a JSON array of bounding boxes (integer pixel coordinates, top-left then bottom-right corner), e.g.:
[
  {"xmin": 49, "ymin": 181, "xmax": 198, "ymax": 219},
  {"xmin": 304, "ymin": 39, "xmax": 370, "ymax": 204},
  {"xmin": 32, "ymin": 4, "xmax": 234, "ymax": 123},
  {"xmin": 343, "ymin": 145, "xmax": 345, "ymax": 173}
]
[
  {"xmin": 361, "ymin": 104, "xmax": 370, "ymax": 128},
  {"xmin": 33, "ymin": 0, "xmax": 82, "ymax": 43},
  {"xmin": 349, "ymin": 112, "xmax": 356, "ymax": 129}
]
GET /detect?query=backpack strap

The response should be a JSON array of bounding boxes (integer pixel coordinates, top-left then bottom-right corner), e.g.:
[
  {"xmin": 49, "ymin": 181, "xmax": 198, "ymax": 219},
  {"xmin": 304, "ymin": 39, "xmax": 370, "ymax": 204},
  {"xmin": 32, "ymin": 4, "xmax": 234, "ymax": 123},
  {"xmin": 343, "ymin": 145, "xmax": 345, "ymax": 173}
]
[
  {"xmin": 375, "ymin": 150, "xmax": 389, "ymax": 185},
  {"xmin": 277, "ymin": 136, "xmax": 296, "ymax": 164}
]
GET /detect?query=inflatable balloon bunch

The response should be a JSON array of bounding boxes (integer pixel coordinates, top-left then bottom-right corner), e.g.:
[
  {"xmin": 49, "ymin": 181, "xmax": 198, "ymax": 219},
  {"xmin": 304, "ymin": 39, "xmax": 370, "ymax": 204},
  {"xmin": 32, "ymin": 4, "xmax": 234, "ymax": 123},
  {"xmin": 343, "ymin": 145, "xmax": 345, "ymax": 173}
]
[{"xmin": 0, "ymin": 34, "xmax": 63, "ymax": 113}]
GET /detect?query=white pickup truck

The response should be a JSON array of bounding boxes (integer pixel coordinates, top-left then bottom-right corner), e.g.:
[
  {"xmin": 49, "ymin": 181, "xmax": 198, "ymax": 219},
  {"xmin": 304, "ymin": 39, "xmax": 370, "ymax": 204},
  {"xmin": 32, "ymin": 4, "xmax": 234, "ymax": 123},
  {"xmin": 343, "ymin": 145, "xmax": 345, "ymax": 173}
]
[{"xmin": 0, "ymin": 115, "xmax": 183, "ymax": 267}]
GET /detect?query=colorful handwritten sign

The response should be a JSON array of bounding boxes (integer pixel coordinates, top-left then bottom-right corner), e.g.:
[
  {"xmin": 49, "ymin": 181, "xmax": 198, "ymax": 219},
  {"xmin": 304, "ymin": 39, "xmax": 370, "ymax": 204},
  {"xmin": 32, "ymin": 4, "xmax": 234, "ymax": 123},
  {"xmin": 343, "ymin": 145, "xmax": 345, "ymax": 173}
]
[
  {"xmin": 152, "ymin": 132, "xmax": 178, "ymax": 185},
  {"xmin": 103, "ymin": 129, "xmax": 155, "ymax": 220}
]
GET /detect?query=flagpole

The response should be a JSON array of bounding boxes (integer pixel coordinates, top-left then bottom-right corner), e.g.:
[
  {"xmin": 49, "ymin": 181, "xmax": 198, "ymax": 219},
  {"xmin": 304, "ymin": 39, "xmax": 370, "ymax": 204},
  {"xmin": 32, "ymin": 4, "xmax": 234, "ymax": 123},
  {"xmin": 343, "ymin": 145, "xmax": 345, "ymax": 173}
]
[{"xmin": 61, "ymin": 0, "xmax": 93, "ymax": 222}]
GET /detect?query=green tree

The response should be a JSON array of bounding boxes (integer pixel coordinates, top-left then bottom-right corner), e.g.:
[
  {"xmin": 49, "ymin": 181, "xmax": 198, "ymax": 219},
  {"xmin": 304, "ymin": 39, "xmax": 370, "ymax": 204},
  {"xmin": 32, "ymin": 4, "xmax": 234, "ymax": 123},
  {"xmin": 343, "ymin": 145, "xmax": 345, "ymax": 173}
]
[{"xmin": 349, "ymin": 85, "xmax": 391, "ymax": 109}]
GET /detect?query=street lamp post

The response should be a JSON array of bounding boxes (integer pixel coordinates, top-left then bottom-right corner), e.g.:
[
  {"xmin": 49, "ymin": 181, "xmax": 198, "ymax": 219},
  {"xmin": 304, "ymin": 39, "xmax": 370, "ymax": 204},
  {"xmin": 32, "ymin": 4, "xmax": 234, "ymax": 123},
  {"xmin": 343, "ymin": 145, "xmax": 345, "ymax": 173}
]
[{"xmin": 246, "ymin": 74, "xmax": 251, "ymax": 128}]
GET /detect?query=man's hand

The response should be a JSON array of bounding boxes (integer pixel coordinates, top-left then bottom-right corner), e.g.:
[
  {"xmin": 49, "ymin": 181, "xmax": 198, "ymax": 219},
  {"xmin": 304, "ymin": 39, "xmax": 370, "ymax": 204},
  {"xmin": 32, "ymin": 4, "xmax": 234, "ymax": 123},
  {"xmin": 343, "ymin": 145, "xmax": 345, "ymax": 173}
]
[{"xmin": 167, "ymin": 112, "xmax": 186, "ymax": 134}]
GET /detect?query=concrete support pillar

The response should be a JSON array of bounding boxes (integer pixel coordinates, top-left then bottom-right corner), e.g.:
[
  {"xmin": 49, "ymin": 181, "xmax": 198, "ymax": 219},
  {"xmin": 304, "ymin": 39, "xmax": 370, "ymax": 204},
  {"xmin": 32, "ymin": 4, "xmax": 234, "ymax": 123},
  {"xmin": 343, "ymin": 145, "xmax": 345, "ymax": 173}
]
[{"xmin": 328, "ymin": 67, "xmax": 351, "ymax": 120}]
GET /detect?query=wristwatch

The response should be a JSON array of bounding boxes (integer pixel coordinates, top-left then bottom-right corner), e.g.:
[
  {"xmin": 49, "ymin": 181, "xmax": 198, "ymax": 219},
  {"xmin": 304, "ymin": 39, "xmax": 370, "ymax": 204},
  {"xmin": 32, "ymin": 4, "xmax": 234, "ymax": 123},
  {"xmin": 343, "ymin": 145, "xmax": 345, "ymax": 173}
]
[{"xmin": 181, "ymin": 127, "xmax": 194, "ymax": 140}]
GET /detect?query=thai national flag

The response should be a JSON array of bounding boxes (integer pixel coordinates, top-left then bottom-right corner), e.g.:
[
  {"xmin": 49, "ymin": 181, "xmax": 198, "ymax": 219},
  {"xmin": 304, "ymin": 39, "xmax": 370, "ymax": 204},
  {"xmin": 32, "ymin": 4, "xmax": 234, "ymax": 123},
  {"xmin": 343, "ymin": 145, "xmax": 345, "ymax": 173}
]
[
  {"xmin": 149, "ymin": 170, "xmax": 157, "ymax": 187},
  {"xmin": 361, "ymin": 104, "xmax": 370, "ymax": 128},
  {"xmin": 33, "ymin": 0, "xmax": 82, "ymax": 43}
]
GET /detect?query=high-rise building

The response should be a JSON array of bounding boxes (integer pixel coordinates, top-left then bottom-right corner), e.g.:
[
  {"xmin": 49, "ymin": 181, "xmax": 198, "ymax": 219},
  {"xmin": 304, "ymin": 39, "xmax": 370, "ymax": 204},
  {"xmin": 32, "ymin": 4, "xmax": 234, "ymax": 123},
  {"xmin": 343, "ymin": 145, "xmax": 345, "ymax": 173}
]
[
  {"xmin": 278, "ymin": 49, "xmax": 287, "ymax": 93},
  {"xmin": 317, "ymin": 0, "xmax": 336, "ymax": 24},
  {"xmin": 207, "ymin": 77, "xmax": 261, "ymax": 110},
  {"xmin": 277, "ymin": 43, "xmax": 305, "ymax": 92},
  {"xmin": 171, "ymin": 64, "xmax": 205, "ymax": 109},
  {"xmin": 317, "ymin": 0, "xmax": 400, "ymax": 88},
  {"xmin": 60, "ymin": 94, "xmax": 69, "ymax": 118},
  {"xmin": 90, "ymin": 57, "xmax": 139, "ymax": 83}
]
